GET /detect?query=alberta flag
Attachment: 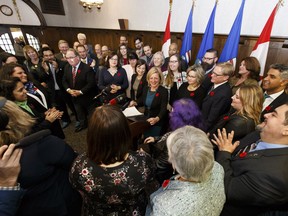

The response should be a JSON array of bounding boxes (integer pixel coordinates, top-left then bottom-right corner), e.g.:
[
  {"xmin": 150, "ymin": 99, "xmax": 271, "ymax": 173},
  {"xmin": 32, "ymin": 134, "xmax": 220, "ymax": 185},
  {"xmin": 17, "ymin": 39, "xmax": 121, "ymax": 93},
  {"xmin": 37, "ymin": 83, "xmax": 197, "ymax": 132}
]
[
  {"xmin": 180, "ymin": 8, "xmax": 193, "ymax": 64},
  {"xmin": 196, "ymin": 3, "xmax": 217, "ymax": 63},
  {"xmin": 250, "ymin": 3, "xmax": 278, "ymax": 79},
  {"xmin": 218, "ymin": 0, "xmax": 246, "ymax": 66},
  {"xmin": 162, "ymin": 9, "xmax": 171, "ymax": 58}
]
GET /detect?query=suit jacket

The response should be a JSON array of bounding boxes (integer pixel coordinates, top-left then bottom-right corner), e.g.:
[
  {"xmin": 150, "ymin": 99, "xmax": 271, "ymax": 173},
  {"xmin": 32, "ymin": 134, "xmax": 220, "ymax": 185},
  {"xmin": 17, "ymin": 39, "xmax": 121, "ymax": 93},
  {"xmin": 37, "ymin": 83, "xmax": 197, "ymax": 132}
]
[
  {"xmin": 130, "ymin": 73, "xmax": 148, "ymax": 100},
  {"xmin": 201, "ymin": 71, "xmax": 213, "ymax": 94},
  {"xmin": 0, "ymin": 190, "xmax": 25, "ymax": 216},
  {"xmin": 260, "ymin": 91, "xmax": 288, "ymax": 122},
  {"xmin": 62, "ymin": 62, "xmax": 97, "ymax": 105},
  {"xmin": 201, "ymin": 82, "xmax": 232, "ymax": 131},
  {"xmin": 22, "ymin": 96, "xmax": 65, "ymax": 139},
  {"xmin": 136, "ymin": 85, "xmax": 168, "ymax": 125},
  {"xmin": 216, "ymin": 146, "xmax": 288, "ymax": 216}
]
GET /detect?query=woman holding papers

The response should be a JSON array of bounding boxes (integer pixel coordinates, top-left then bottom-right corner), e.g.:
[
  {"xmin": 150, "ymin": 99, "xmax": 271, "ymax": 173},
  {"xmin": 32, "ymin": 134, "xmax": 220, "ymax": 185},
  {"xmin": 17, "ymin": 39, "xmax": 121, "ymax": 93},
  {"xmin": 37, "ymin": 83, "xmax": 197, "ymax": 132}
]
[{"xmin": 129, "ymin": 67, "xmax": 168, "ymax": 137}]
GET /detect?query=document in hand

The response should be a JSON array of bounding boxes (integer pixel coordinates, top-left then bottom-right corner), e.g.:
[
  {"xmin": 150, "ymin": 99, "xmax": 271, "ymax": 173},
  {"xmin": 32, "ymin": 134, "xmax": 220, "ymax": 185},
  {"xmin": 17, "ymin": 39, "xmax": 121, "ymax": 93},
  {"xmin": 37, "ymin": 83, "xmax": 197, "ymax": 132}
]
[{"xmin": 122, "ymin": 106, "xmax": 144, "ymax": 117}]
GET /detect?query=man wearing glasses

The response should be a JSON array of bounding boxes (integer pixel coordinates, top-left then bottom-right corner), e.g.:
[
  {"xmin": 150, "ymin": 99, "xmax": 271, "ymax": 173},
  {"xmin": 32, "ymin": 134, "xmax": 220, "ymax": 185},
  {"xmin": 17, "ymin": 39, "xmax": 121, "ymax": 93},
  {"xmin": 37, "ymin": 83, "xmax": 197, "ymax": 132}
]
[
  {"xmin": 63, "ymin": 48, "xmax": 97, "ymax": 132},
  {"xmin": 201, "ymin": 62, "xmax": 233, "ymax": 131},
  {"xmin": 201, "ymin": 48, "xmax": 218, "ymax": 94}
]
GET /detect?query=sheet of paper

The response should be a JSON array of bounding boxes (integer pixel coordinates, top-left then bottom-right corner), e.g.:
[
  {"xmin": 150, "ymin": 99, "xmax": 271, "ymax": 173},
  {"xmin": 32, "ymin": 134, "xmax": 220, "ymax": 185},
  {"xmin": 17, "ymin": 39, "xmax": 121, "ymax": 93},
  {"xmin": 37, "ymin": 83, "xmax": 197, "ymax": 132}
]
[{"xmin": 123, "ymin": 106, "xmax": 143, "ymax": 117}]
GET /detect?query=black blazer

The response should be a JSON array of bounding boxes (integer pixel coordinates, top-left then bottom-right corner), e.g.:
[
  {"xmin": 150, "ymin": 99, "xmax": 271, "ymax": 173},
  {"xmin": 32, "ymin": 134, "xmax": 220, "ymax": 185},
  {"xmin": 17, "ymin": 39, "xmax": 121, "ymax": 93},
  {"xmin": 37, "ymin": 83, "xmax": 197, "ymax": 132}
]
[
  {"xmin": 130, "ymin": 73, "xmax": 148, "ymax": 100},
  {"xmin": 136, "ymin": 85, "xmax": 168, "ymax": 124},
  {"xmin": 260, "ymin": 91, "xmax": 288, "ymax": 122},
  {"xmin": 19, "ymin": 96, "xmax": 65, "ymax": 139},
  {"xmin": 201, "ymin": 82, "xmax": 232, "ymax": 131},
  {"xmin": 216, "ymin": 147, "xmax": 288, "ymax": 216},
  {"xmin": 62, "ymin": 62, "xmax": 97, "ymax": 105},
  {"xmin": 209, "ymin": 111, "xmax": 256, "ymax": 142}
]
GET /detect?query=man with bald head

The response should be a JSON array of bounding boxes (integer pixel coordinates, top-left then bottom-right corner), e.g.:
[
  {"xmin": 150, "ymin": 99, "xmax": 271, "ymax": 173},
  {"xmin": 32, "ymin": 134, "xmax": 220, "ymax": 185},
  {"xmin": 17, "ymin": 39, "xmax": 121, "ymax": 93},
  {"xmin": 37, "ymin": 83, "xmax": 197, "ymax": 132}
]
[{"xmin": 163, "ymin": 43, "xmax": 188, "ymax": 71}]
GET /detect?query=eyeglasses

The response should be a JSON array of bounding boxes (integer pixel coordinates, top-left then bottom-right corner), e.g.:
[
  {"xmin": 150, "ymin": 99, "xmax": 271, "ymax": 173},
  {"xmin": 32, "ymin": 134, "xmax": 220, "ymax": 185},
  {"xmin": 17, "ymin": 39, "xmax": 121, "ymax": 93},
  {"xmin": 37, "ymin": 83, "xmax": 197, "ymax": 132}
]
[
  {"xmin": 169, "ymin": 60, "xmax": 178, "ymax": 64},
  {"xmin": 202, "ymin": 57, "xmax": 215, "ymax": 61},
  {"xmin": 212, "ymin": 71, "xmax": 225, "ymax": 77},
  {"xmin": 110, "ymin": 58, "xmax": 118, "ymax": 61},
  {"xmin": 66, "ymin": 56, "xmax": 77, "ymax": 60}
]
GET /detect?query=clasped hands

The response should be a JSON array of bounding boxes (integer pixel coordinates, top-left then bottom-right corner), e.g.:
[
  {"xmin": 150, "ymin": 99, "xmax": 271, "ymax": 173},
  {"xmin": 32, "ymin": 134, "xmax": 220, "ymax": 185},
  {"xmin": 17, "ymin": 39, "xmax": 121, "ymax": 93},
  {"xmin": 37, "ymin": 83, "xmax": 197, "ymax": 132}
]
[
  {"xmin": 68, "ymin": 89, "xmax": 82, "ymax": 97},
  {"xmin": 110, "ymin": 84, "xmax": 120, "ymax": 94},
  {"xmin": 45, "ymin": 107, "xmax": 63, "ymax": 123},
  {"xmin": 211, "ymin": 128, "xmax": 240, "ymax": 153}
]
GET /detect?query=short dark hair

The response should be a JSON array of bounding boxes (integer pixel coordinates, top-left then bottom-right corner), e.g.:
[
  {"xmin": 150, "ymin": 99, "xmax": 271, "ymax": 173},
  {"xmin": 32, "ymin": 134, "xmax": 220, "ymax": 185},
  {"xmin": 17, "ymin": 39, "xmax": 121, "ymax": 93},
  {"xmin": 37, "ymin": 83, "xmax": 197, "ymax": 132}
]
[
  {"xmin": 134, "ymin": 37, "xmax": 142, "ymax": 43},
  {"xmin": 0, "ymin": 78, "xmax": 22, "ymax": 101},
  {"xmin": 205, "ymin": 48, "xmax": 218, "ymax": 57},
  {"xmin": 40, "ymin": 47, "xmax": 55, "ymax": 56},
  {"xmin": 87, "ymin": 105, "xmax": 132, "ymax": 165}
]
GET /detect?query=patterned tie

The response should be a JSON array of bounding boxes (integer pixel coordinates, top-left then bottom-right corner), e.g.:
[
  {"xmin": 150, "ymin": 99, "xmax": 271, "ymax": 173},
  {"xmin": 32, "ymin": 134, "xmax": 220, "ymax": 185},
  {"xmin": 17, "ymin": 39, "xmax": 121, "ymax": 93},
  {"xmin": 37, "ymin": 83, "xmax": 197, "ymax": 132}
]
[{"xmin": 72, "ymin": 66, "xmax": 77, "ymax": 87}]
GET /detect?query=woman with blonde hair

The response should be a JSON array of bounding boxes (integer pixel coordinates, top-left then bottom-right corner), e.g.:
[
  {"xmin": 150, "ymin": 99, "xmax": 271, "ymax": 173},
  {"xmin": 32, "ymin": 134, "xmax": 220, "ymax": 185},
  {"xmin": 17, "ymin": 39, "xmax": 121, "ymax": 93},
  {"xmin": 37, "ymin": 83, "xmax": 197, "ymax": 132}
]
[
  {"xmin": 130, "ymin": 67, "xmax": 168, "ymax": 137},
  {"xmin": 209, "ymin": 84, "xmax": 264, "ymax": 141},
  {"xmin": 0, "ymin": 97, "xmax": 81, "ymax": 216},
  {"xmin": 23, "ymin": 45, "xmax": 49, "ymax": 87},
  {"xmin": 177, "ymin": 64, "xmax": 205, "ymax": 108}
]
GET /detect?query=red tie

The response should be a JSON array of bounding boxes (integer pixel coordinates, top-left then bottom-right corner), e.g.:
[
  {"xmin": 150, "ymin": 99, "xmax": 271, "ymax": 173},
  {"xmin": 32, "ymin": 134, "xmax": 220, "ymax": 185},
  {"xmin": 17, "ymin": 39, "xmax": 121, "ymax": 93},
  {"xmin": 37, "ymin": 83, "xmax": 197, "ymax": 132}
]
[{"xmin": 72, "ymin": 67, "xmax": 77, "ymax": 87}]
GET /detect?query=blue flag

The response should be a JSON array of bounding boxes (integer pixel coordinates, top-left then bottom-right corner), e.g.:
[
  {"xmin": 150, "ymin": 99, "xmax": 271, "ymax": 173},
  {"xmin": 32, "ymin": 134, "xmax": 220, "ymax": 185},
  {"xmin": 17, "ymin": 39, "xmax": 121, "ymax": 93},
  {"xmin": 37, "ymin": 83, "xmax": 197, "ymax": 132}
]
[
  {"xmin": 180, "ymin": 8, "xmax": 193, "ymax": 64},
  {"xmin": 196, "ymin": 3, "xmax": 217, "ymax": 63},
  {"xmin": 219, "ymin": 0, "xmax": 246, "ymax": 64}
]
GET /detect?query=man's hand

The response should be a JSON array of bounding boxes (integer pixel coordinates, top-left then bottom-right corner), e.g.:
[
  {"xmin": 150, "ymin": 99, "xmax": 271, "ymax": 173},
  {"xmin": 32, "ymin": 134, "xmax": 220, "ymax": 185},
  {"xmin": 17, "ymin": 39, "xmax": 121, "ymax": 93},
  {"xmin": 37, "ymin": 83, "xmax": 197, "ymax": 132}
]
[
  {"xmin": 211, "ymin": 128, "xmax": 239, "ymax": 153},
  {"xmin": 0, "ymin": 144, "xmax": 22, "ymax": 187}
]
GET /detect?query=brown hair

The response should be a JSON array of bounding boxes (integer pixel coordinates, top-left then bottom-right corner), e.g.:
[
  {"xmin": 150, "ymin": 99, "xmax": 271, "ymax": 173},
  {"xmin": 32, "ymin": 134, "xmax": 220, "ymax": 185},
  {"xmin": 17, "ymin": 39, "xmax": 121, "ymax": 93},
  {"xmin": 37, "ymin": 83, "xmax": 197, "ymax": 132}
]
[
  {"xmin": 237, "ymin": 56, "xmax": 260, "ymax": 81},
  {"xmin": 87, "ymin": 105, "xmax": 132, "ymax": 165}
]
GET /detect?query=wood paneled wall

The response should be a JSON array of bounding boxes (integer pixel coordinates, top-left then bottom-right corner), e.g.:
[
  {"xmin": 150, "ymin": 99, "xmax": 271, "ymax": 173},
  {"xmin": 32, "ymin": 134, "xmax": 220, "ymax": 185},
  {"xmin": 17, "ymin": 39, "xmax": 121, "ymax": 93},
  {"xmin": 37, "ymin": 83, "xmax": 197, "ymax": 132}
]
[{"xmin": 3, "ymin": 25, "xmax": 288, "ymax": 74}]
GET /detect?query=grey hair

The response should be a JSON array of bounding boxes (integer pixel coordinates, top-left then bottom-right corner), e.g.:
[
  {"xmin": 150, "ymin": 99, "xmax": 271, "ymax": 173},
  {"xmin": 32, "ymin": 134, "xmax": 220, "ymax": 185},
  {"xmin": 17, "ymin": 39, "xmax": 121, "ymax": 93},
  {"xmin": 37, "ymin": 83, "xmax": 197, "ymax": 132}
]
[{"xmin": 167, "ymin": 125, "xmax": 214, "ymax": 182}]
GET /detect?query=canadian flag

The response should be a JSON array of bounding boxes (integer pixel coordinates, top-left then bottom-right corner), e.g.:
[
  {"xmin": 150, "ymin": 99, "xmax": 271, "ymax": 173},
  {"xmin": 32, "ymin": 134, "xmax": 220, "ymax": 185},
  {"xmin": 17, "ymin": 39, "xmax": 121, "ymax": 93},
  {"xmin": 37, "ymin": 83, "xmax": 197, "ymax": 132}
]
[
  {"xmin": 162, "ymin": 9, "xmax": 171, "ymax": 58},
  {"xmin": 250, "ymin": 3, "xmax": 279, "ymax": 79}
]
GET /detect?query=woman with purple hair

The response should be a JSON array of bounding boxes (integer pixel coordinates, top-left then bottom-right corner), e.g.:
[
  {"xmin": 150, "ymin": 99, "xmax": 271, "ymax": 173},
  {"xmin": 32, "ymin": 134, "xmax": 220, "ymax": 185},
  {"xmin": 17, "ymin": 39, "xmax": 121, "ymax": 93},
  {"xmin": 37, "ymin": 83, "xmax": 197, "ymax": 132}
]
[{"xmin": 144, "ymin": 98, "xmax": 205, "ymax": 183}]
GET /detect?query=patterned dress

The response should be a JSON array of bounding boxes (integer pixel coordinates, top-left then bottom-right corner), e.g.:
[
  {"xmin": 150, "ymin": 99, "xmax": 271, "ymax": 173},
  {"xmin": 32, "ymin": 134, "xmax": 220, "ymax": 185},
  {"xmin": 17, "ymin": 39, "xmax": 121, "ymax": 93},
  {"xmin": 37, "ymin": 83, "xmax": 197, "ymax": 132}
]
[{"xmin": 69, "ymin": 151, "xmax": 158, "ymax": 216}]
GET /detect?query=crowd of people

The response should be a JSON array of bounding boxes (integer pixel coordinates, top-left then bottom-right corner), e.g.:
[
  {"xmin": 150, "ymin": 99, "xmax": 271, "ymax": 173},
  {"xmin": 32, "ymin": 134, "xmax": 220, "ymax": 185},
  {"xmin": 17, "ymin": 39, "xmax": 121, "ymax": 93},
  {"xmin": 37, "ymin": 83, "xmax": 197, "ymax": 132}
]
[{"xmin": 0, "ymin": 33, "xmax": 288, "ymax": 216}]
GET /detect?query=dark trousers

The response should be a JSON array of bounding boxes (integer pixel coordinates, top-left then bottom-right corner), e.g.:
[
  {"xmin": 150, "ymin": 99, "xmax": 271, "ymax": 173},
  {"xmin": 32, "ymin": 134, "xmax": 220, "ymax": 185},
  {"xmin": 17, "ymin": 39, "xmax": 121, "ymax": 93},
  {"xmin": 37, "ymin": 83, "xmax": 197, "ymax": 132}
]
[
  {"xmin": 73, "ymin": 99, "xmax": 96, "ymax": 127},
  {"xmin": 54, "ymin": 90, "xmax": 71, "ymax": 122}
]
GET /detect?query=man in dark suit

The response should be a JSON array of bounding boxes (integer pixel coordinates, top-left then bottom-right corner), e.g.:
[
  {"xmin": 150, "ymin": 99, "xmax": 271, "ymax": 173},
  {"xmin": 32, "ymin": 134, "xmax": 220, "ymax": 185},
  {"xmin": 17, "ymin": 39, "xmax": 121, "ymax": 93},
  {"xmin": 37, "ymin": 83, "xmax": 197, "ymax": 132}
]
[
  {"xmin": 213, "ymin": 102, "xmax": 288, "ymax": 216},
  {"xmin": 41, "ymin": 47, "xmax": 72, "ymax": 128},
  {"xmin": 63, "ymin": 48, "xmax": 97, "ymax": 132},
  {"xmin": 261, "ymin": 63, "xmax": 288, "ymax": 122},
  {"xmin": 140, "ymin": 44, "xmax": 154, "ymax": 67},
  {"xmin": 201, "ymin": 62, "xmax": 233, "ymax": 131},
  {"xmin": 200, "ymin": 48, "xmax": 219, "ymax": 94}
]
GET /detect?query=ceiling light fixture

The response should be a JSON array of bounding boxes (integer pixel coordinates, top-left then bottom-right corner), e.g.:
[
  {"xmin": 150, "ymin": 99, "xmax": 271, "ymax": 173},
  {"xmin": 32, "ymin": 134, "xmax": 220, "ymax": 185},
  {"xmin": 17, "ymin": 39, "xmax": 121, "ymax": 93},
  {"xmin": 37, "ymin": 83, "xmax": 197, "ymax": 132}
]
[{"xmin": 80, "ymin": 0, "xmax": 104, "ymax": 10}]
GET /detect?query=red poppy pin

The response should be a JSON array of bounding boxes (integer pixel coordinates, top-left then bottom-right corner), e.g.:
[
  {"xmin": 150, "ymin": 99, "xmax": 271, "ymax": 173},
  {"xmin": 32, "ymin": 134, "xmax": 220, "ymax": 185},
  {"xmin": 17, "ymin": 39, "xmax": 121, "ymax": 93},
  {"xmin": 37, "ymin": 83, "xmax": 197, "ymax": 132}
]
[
  {"xmin": 265, "ymin": 106, "xmax": 271, "ymax": 112},
  {"xmin": 140, "ymin": 81, "xmax": 143, "ymax": 85},
  {"xmin": 117, "ymin": 72, "xmax": 121, "ymax": 76},
  {"xmin": 155, "ymin": 93, "xmax": 160, "ymax": 97},
  {"xmin": 239, "ymin": 152, "xmax": 247, "ymax": 158},
  {"xmin": 33, "ymin": 87, "xmax": 38, "ymax": 91},
  {"xmin": 178, "ymin": 78, "xmax": 181, "ymax": 82},
  {"xmin": 223, "ymin": 116, "xmax": 229, "ymax": 120},
  {"xmin": 208, "ymin": 73, "xmax": 212, "ymax": 78},
  {"xmin": 162, "ymin": 179, "xmax": 170, "ymax": 189},
  {"xmin": 190, "ymin": 92, "xmax": 195, "ymax": 97},
  {"xmin": 209, "ymin": 91, "xmax": 215, "ymax": 96},
  {"xmin": 77, "ymin": 69, "xmax": 81, "ymax": 74}
]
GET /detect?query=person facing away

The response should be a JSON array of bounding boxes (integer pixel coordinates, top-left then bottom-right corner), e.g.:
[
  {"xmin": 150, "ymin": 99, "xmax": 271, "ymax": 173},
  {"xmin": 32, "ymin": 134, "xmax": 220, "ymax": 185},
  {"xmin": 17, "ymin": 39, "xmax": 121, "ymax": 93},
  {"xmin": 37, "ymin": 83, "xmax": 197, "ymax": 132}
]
[
  {"xmin": 69, "ymin": 105, "xmax": 159, "ymax": 216},
  {"xmin": 147, "ymin": 125, "xmax": 225, "ymax": 216}
]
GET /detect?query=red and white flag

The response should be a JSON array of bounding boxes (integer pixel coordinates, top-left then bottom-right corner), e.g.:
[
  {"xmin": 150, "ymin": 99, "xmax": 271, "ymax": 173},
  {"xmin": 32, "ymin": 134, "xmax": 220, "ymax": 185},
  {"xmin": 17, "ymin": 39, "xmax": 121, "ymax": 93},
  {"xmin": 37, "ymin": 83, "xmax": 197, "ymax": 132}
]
[
  {"xmin": 250, "ymin": 3, "xmax": 279, "ymax": 79},
  {"xmin": 162, "ymin": 0, "xmax": 172, "ymax": 58}
]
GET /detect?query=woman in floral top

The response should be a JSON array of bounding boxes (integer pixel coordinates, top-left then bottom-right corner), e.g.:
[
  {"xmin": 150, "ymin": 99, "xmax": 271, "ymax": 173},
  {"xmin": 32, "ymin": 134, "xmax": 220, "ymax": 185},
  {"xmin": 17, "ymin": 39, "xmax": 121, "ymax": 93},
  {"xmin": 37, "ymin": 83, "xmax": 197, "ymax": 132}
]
[{"xmin": 69, "ymin": 105, "xmax": 158, "ymax": 216}]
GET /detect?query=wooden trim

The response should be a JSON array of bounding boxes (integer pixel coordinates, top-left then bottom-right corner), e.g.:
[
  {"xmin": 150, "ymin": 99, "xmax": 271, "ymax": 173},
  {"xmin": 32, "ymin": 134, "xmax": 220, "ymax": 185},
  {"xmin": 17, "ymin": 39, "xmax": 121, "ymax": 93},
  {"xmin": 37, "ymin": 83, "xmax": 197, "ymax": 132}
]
[{"xmin": 22, "ymin": 0, "xmax": 47, "ymax": 26}]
